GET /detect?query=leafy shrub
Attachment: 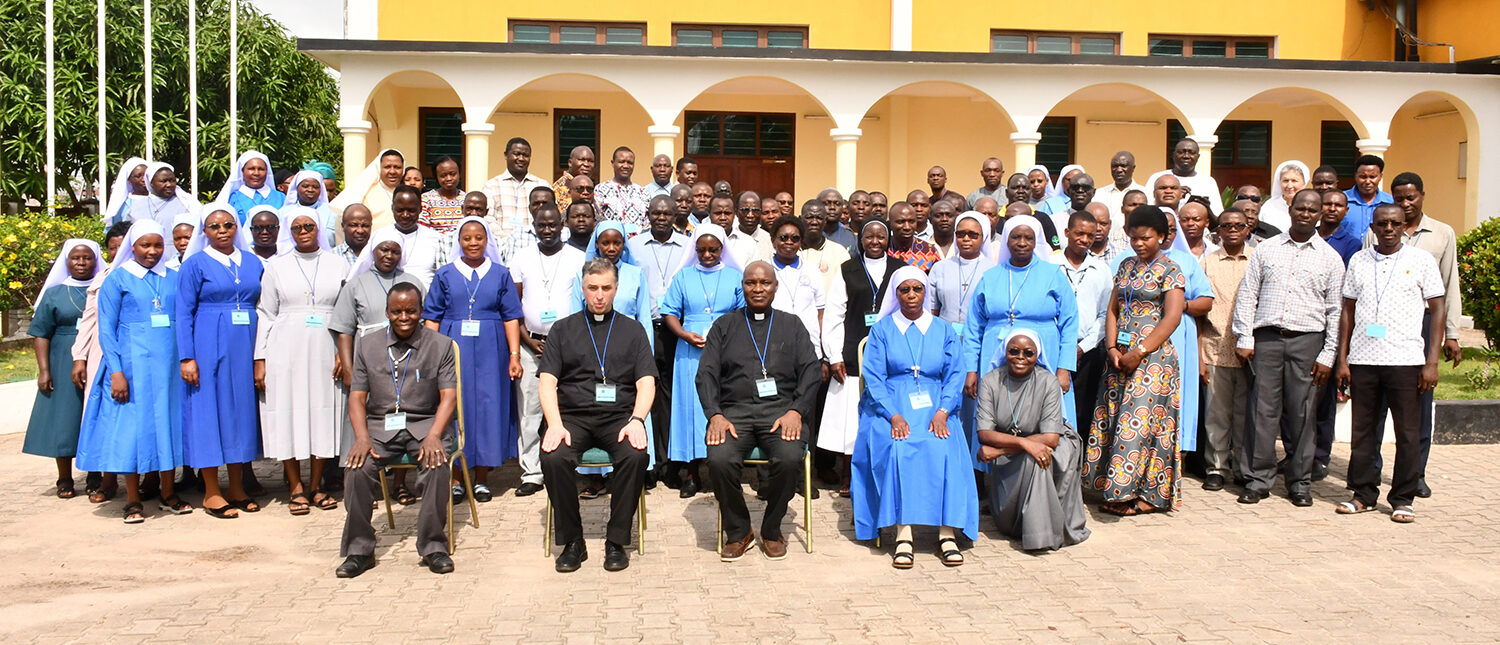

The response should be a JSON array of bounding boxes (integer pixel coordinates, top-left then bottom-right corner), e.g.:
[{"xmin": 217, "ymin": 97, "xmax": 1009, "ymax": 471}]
[{"xmin": 0, "ymin": 212, "xmax": 104, "ymax": 310}]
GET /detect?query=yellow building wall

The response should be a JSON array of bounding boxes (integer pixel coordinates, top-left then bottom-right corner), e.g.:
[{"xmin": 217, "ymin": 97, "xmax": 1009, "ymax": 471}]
[
  {"xmin": 378, "ymin": 1, "xmax": 891, "ymax": 50},
  {"xmin": 1385, "ymin": 104, "xmax": 1469, "ymax": 231},
  {"xmin": 869, "ymin": 95, "xmax": 1014, "ymax": 199},
  {"xmin": 1419, "ymin": 0, "xmax": 1500, "ymax": 61},
  {"xmin": 485, "ymin": 89, "xmax": 654, "ymax": 185}
]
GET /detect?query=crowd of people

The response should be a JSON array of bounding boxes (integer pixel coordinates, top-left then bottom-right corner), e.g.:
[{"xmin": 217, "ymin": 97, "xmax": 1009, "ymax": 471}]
[{"xmin": 21, "ymin": 137, "xmax": 1458, "ymax": 578}]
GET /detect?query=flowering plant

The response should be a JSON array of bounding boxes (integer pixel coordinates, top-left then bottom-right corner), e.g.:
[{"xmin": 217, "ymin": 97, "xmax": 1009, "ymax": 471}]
[{"xmin": 0, "ymin": 212, "xmax": 104, "ymax": 311}]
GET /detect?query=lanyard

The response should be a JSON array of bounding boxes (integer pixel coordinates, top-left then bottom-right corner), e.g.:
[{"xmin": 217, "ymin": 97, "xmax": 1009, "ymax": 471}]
[
  {"xmin": 1005, "ymin": 262, "xmax": 1033, "ymax": 323},
  {"xmin": 648, "ymin": 240, "xmax": 675, "ymax": 286},
  {"xmin": 226, "ymin": 258, "xmax": 245, "ymax": 311},
  {"xmin": 538, "ymin": 249, "xmax": 563, "ymax": 291},
  {"xmin": 861, "ymin": 260, "xmax": 881, "ymax": 314},
  {"xmin": 899, "ymin": 322, "xmax": 925, "ymax": 382},
  {"xmin": 141, "ymin": 271, "xmax": 165, "ymax": 312},
  {"xmin": 374, "ymin": 272, "xmax": 393, "ymax": 296},
  {"xmin": 956, "ymin": 258, "xmax": 981, "ymax": 318},
  {"xmin": 744, "ymin": 310, "xmax": 775, "ymax": 379},
  {"xmin": 699, "ymin": 268, "xmax": 722, "ymax": 314},
  {"xmin": 587, "ymin": 311, "xmax": 616, "ymax": 384},
  {"xmin": 294, "ymin": 254, "xmax": 322, "ymax": 306},
  {"xmin": 1001, "ymin": 374, "xmax": 1033, "ymax": 434},
  {"xmin": 1370, "ymin": 247, "xmax": 1404, "ymax": 321},
  {"xmin": 461, "ymin": 263, "xmax": 484, "ymax": 318},
  {"xmin": 1121, "ymin": 255, "xmax": 1162, "ymax": 316},
  {"xmin": 387, "ymin": 343, "xmax": 413, "ymax": 413}
]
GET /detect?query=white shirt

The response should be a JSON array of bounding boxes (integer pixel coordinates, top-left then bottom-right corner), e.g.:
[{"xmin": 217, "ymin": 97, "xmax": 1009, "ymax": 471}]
[
  {"xmin": 1258, "ymin": 198, "xmax": 1293, "ymax": 233},
  {"xmin": 1094, "ymin": 181, "xmax": 1144, "ymax": 244},
  {"xmin": 378, "ymin": 225, "xmax": 445, "ymax": 289},
  {"xmin": 1343, "ymin": 246, "xmax": 1444, "ymax": 366},
  {"xmin": 1146, "ymin": 170, "xmax": 1223, "ymax": 216},
  {"xmin": 725, "ymin": 227, "xmax": 773, "ymax": 268},
  {"xmin": 509, "ymin": 244, "xmax": 586, "ymax": 335},
  {"xmin": 771, "ymin": 256, "xmax": 827, "ymax": 359},
  {"xmin": 1050, "ymin": 249, "xmax": 1113, "ymax": 350}
]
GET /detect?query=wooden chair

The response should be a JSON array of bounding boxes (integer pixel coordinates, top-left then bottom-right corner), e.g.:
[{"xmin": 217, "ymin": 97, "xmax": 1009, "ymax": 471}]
[
  {"xmin": 715, "ymin": 446, "xmax": 814, "ymax": 554},
  {"xmin": 544, "ymin": 447, "xmax": 647, "ymax": 556}
]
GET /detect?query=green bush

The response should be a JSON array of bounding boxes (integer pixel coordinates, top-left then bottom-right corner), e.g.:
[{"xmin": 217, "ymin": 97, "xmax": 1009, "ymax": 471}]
[
  {"xmin": 1458, "ymin": 217, "xmax": 1500, "ymax": 349},
  {"xmin": 0, "ymin": 212, "xmax": 104, "ymax": 311}
]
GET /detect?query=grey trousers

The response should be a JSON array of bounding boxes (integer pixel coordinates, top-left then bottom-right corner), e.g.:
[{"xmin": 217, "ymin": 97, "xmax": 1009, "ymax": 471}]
[
  {"xmin": 1204, "ymin": 364, "xmax": 1251, "ymax": 477},
  {"xmin": 341, "ymin": 430, "xmax": 452, "ymax": 558},
  {"xmin": 986, "ymin": 433, "xmax": 1090, "ymax": 551},
  {"xmin": 516, "ymin": 349, "xmax": 543, "ymax": 485},
  {"xmin": 1242, "ymin": 329, "xmax": 1321, "ymax": 496}
]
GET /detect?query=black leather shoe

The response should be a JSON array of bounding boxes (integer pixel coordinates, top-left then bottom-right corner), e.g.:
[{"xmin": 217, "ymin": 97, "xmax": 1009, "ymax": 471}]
[
  {"xmin": 679, "ymin": 478, "xmax": 699, "ymax": 499},
  {"xmin": 515, "ymin": 482, "xmax": 544, "ymax": 497},
  {"xmin": 1202, "ymin": 474, "xmax": 1225, "ymax": 491},
  {"xmin": 422, "ymin": 552, "xmax": 454, "ymax": 574},
  {"xmin": 1289, "ymin": 492, "xmax": 1314, "ymax": 507},
  {"xmin": 1237, "ymin": 490, "xmax": 1268, "ymax": 504},
  {"xmin": 1312, "ymin": 462, "xmax": 1330, "ymax": 482},
  {"xmin": 335, "ymin": 554, "xmax": 375, "ymax": 578},
  {"xmin": 603, "ymin": 541, "xmax": 630, "ymax": 572},
  {"xmin": 554, "ymin": 539, "xmax": 587, "ymax": 573},
  {"xmin": 1416, "ymin": 480, "xmax": 1432, "ymax": 498}
]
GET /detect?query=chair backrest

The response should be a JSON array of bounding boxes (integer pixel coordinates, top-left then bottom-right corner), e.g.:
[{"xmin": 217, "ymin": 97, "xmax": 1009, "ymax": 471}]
[
  {"xmin": 856, "ymin": 336, "xmax": 868, "ymax": 393},
  {"xmin": 450, "ymin": 339, "xmax": 466, "ymax": 451}
]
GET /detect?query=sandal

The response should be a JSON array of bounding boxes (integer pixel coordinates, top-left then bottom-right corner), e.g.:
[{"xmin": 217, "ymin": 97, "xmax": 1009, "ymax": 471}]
[
  {"xmin": 891, "ymin": 540, "xmax": 915, "ymax": 570},
  {"xmin": 122, "ymin": 502, "xmax": 146, "ymax": 524},
  {"xmin": 288, "ymin": 493, "xmax": 311, "ymax": 516},
  {"xmin": 85, "ymin": 472, "xmax": 102, "ymax": 495},
  {"xmin": 56, "ymin": 478, "xmax": 76, "ymax": 499},
  {"xmin": 1391, "ymin": 506, "xmax": 1416, "ymax": 524},
  {"xmin": 938, "ymin": 538, "xmax": 964, "ymax": 567},
  {"xmin": 577, "ymin": 482, "xmax": 604, "ymax": 501},
  {"xmin": 88, "ymin": 485, "xmax": 117, "ymax": 504},
  {"xmin": 472, "ymin": 483, "xmax": 493, "ymax": 503},
  {"xmin": 1101, "ymin": 501, "xmax": 1139, "ymax": 516},
  {"xmin": 311, "ymin": 489, "xmax": 339, "ymax": 511},
  {"xmin": 228, "ymin": 497, "xmax": 261, "ymax": 513},
  {"xmin": 394, "ymin": 485, "xmax": 416, "ymax": 506},
  {"xmin": 1335, "ymin": 499, "xmax": 1375, "ymax": 515},
  {"xmin": 203, "ymin": 503, "xmax": 239, "ymax": 519},
  {"xmin": 160, "ymin": 494, "xmax": 193, "ymax": 515}
]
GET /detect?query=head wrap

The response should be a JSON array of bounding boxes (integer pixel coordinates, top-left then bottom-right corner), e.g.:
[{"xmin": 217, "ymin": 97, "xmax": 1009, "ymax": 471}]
[
  {"xmin": 1026, "ymin": 165, "xmax": 1053, "ymax": 198},
  {"xmin": 277, "ymin": 205, "xmax": 336, "ymax": 254},
  {"xmin": 349, "ymin": 226, "xmax": 410, "ymax": 277},
  {"xmin": 676, "ymin": 223, "xmax": 740, "ymax": 273},
  {"xmin": 329, "ymin": 148, "xmax": 403, "ymax": 213},
  {"xmin": 303, "ymin": 160, "xmax": 337, "ymax": 181},
  {"xmin": 855, "ymin": 218, "xmax": 890, "ymax": 259},
  {"xmin": 35, "ymin": 239, "xmax": 104, "ymax": 305},
  {"xmin": 954, "ymin": 210, "xmax": 995, "ymax": 262},
  {"xmin": 238, "ymin": 204, "xmax": 285, "ymax": 255},
  {"xmin": 1050, "ymin": 164, "xmax": 1085, "ymax": 199},
  {"xmin": 991, "ymin": 327, "xmax": 1051, "ymax": 374},
  {"xmin": 445, "ymin": 216, "xmax": 502, "ymax": 267},
  {"xmin": 182, "ymin": 203, "xmax": 246, "ymax": 259},
  {"xmin": 1163, "ymin": 206, "xmax": 1192, "ymax": 255},
  {"xmin": 1270, "ymin": 160, "xmax": 1312, "ymax": 205},
  {"xmin": 221, "ymin": 150, "xmax": 275, "ymax": 200},
  {"xmin": 102, "ymin": 156, "xmax": 148, "ymax": 222},
  {"xmin": 111, "ymin": 219, "xmax": 169, "ymax": 276},
  {"xmin": 584, "ymin": 221, "xmax": 637, "ymax": 266},
  {"xmin": 282, "ymin": 169, "xmax": 330, "ymax": 208},
  {"xmin": 876, "ymin": 265, "xmax": 930, "ymax": 320},
  {"xmin": 994, "ymin": 214, "xmax": 1045, "ymax": 266}
]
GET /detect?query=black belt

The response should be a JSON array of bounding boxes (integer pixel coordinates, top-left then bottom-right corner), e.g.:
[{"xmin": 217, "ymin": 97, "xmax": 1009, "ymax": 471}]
[{"xmin": 1262, "ymin": 326, "xmax": 1317, "ymax": 337}]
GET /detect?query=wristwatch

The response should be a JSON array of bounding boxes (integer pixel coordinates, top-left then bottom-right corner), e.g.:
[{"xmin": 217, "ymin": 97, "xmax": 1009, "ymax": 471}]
[{"xmin": 629, "ymin": 415, "xmax": 646, "ymax": 425}]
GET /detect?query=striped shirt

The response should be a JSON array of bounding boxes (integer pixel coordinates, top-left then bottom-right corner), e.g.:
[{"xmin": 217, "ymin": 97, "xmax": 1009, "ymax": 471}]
[
  {"xmin": 1231, "ymin": 233, "xmax": 1345, "ymax": 366},
  {"xmin": 480, "ymin": 171, "xmax": 549, "ymax": 247}
]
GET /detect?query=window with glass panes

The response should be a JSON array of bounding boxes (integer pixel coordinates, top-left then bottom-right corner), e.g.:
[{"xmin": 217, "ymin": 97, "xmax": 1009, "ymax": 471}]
[
  {"xmin": 1037, "ymin": 117, "xmax": 1075, "ymax": 176},
  {"xmin": 672, "ymin": 25, "xmax": 807, "ymax": 48},
  {"xmin": 990, "ymin": 31, "xmax": 1118, "ymax": 55},
  {"xmin": 419, "ymin": 108, "xmax": 464, "ymax": 191},
  {"xmin": 509, "ymin": 21, "xmax": 645, "ymax": 45},
  {"xmin": 1148, "ymin": 35, "xmax": 1274, "ymax": 58},
  {"xmin": 684, "ymin": 112, "xmax": 795, "ymax": 157},
  {"xmin": 1320, "ymin": 121, "xmax": 1360, "ymax": 189},
  {"xmin": 554, "ymin": 109, "xmax": 601, "ymax": 180}
]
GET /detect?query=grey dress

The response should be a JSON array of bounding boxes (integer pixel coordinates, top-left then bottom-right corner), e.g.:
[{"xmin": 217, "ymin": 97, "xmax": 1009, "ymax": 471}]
[
  {"xmin": 329, "ymin": 269, "xmax": 425, "ymax": 465},
  {"xmin": 976, "ymin": 368, "xmax": 1090, "ymax": 551}
]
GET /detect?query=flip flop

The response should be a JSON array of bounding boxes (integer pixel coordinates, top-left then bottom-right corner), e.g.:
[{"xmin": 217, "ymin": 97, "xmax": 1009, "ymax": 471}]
[
  {"xmin": 56, "ymin": 478, "xmax": 76, "ymax": 499},
  {"xmin": 288, "ymin": 493, "xmax": 311, "ymax": 516},
  {"xmin": 203, "ymin": 503, "xmax": 239, "ymax": 519},
  {"xmin": 311, "ymin": 490, "xmax": 339, "ymax": 511},
  {"xmin": 229, "ymin": 497, "xmax": 261, "ymax": 513}
]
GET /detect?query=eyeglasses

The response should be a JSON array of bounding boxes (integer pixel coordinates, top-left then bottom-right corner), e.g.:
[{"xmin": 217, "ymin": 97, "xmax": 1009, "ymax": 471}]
[
  {"xmin": 250, "ymin": 224, "xmax": 279, "ymax": 233},
  {"xmin": 1070, "ymin": 184, "xmax": 1095, "ymax": 191},
  {"xmin": 954, "ymin": 230, "xmax": 983, "ymax": 239},
  {"xmin": 203, "ymin": 222, "xmax": 234, "ymax": 232},
  {"xmin": 1372, "ymin": 220, "xmax": 1403, "ymax": 229},
  {"xmin": 896, "ymin": 285, "xmax": 924, "ymax": 294},
  {"xmin": 777, "ymin": 199, "xmax": 793, "ymax": 205},
  {"xmin": 1007, "ymin": 347, "xmax": 1037, "ymax": 358},
  {"xmin": 1234, "ymin": 195, "xmax": 1262, "ymax": 203},
  {"xmin": 573, "ymin": 186, "xmax": 594, "ymax": 193},
  {"xmin": 777, "ymin": 233, "xmax": 802, "ymax": 243},
  {"xmin": 290, "ymin": 223, "xmax": 319, "ymax": 234},
  {"xmin": 738, "ymin": 207, "xmax": 762, "ymax": 214},
  {"xmin": 1217, "ymin": 222, "xmax": 1249, "ymax": 231}
]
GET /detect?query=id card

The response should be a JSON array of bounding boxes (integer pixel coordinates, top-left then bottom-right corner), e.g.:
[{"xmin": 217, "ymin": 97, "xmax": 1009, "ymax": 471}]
[
  {"xmin": 509, "ymin": 215, "xmax": 525, "ymax": 228},
  {"xmin": 304, "ymin": 315, "xmax": 325, "ymax": 328},
  {"xmin": 1365, "ymin": 324, "xmax": 1387, "ymax": 338},
  {"xmin": 863, "ymin": 313, "xmax": 879, "ymax": 326},
  {"xmin": 461, "ymin": 320, "xmax": 481, "ymax": 337},
  {"xmin": 595, "ymin": 384, "xmax": 617, "ymax": 403},
  {"xmin": 540, "ymin": 310, "xmax": 558, "ymax": 323},
  {"xmin": 1116, "ymin": 331, "xmax": 1132, "ymax": 347},
  {"xmin": 231, "ymin": 310, "xmax": 251, "ymax": 325},
  {"xmin": 385, "ymin": 412, "xmax": 407, "ymax": 431},
  {"xmin": 909, "ymin": 390, "xmax": 933, "ymax": 410},
  {"xmin": 951, "ymin": 320, "xmax": 965, "ymax": 338},
  {"xmin": 151, "ymin": 314, "xmax": 171, "ymax": 328},
  {"xmin": 755, "ymin": 377, "xmax": 778, "ymax": 398}
]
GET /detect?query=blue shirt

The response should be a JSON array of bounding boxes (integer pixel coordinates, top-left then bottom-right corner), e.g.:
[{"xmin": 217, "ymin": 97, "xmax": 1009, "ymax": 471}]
[
  {"xmin": 227, "ymin": 188, "xmax": 287, "ymax": 225},
  {"xmin": 1321, "ymin": 227, "xmax": 1362, "ymax": 266},
  {"xmin": 826, "ymin": 222, "xmax": 858, "ymax": 255},
  {"xmin": 626, "ymin": 231, "xmax": 691, "ymax": 316},
  {"xmin": 1339, "ymin": 187, "xmax": 1392, "ymax": 239}
]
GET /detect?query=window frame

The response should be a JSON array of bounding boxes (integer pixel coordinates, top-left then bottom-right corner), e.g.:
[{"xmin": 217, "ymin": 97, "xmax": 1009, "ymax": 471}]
[
  {"xmin": 507, "ymin": 20, "xmax": 647, "ymax": 45},
  {"xmin": 683, "ymin": 111, "xmax": 797, "ymax": 159},
  {"xmin": 671, "ymin": 24, "xmax": 809, "ymax": 48},
  {"xmin": 989, "ymin": 29, "xmax": 1120, "ymax": 55},
  {"xmin": 1147, "ymin": 34, "xmax": 1276, "ymax": 58},
  {"xmin": 417, "ymin": 106, "xmax": 465, "ymax": 190},
  {"xmin": 1036, "ymin": 116, "xmax": 1076, "ymax": 177},
  {"xmin": 553, "ymin": 108, "xmax": 602, "ymax": 181}
]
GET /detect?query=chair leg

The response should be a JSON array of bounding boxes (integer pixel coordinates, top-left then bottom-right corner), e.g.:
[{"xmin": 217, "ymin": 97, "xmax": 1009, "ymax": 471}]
[
  {"xmin": 447, "ymin": 472, "xmax": 455, "ymax": 554},
  {"xmin": 544, "ymin": 497, "xmax": 553, "ymax": 558},
  {"xmin": 378, "ymin": 468, "xmax": 396, "ymax": 530},
  {"xmin": 716, "ymin": 500, "xmax": 723, "ymax": 554},
  {"xmin": 457, "ymin": 454, "xmax": 479, "ymax": 528},
  {"xmin": 636, "ymin": 486, "xmax": 646, "ymax": 555},
  {"xmin": 803, "ymin": 451, "xmax": 813, "ymax": 554}
]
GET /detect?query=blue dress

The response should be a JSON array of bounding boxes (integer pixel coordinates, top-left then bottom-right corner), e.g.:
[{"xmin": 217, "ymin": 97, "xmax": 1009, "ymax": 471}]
[
  {"xmin": 227, "ymin": 189, "xmax": 287, "ymax": 225},
  {"xmin": 964, "ymin": 256, "xmax": 1080, "ymax": 429},
  {"xmin": 662, "ymin": 266, "xmax": 744, "ymax": 462},
  {"xmin": 76, "ymin": 269, "xmax": 184, "ymax": 474},
  {"xmin": 177, "ymin": 252, "xmax": 264, "ymax": 468},
  {"xmin": 1111, "ymin": 249, "xmax": 1211, "ymax": 451},
  {"xmin": 852, "ymin": 316, "xmax": 978, "ymax": 541},
  {"xmin": 423, "ymin": 263, "xmax": 524, "ymax": 467}
]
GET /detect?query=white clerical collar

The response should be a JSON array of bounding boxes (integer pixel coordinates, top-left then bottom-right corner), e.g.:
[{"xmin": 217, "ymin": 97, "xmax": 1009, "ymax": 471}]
[
  {"xmin": 891, "ymin": 310, "xmax": 934, "ymax": 334},
  {"xmin": 205, "ymin": 246, "xmax": 242, "ymax": 268},
  {"xmin": 238, "ymin": 184, "xmax": 271, "ymax": 199},
  {"xmin": 122, "ymin": 258, "xmax": 168, "ymax": 278},
  {"xmin": 455, "ymin": 258, "xmax": 492, "ymax": 280}
]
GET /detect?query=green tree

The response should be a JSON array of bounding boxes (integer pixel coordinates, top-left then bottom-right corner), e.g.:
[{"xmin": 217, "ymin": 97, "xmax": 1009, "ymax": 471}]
[{"xmin": 0, "ymin": 0, "xmax": 340, "ymax": 204}]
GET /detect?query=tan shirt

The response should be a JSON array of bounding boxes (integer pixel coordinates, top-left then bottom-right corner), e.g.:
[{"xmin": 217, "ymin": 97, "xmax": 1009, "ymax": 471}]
[{"xmin": 1199, "ymin": 245, "xmax": 1253, "ymax": 368}]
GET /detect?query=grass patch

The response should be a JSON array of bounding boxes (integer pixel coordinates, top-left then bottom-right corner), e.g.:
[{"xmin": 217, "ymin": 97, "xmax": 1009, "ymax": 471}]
[
  {"xmin": 1436, "ymin": 347, "xmax": 1500, "ymax": 401},
  {"xmin": 0, "ymin": 344, "xmax": 38, "ymax": 384}
]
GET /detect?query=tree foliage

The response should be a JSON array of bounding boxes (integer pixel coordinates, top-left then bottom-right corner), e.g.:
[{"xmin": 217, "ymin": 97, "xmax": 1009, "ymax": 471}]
[
  {"xmin": 0, "ymin": 0, "xmax": 340, "ymax": 203},
  {"xmin": 1458, "ymin": 218, "xmax": 1500, "ymax": 349}
]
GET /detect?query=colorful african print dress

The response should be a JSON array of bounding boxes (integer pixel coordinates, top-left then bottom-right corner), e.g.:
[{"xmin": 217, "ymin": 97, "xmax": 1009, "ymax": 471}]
[{"xmin": 1084, "ymin": 255, "xmax": 1185, "ymax": 510}]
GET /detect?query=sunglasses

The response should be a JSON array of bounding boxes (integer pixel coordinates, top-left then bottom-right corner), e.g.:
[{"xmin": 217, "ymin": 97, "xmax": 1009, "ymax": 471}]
[
  {"xmin": 290, "ymin": 223, "xmax": 319, "ymax": 234},
  {"xmin": 954, "ymin": 230, "xmax": 983, "ymax": 239},
  {"xmin": 573, "ymin": 186, "xmax": 594, "ymax": 193},
  {"xmin": 738, "ymin": 207, "xmax": 762, "ymax": 214},
  {"xmin": 1007, "ymin": 347, "xmax": 1037, "ymax": 358},
  {"xmin": 203, "ymin": 222, "xmax": 235, "ymax": 232},
  {"xmin": 896, "ymin": 285, "xmax": 924, "ymax": 295},
  {"xmin": 1234, "ymin": 195, "xmax": 1263, "ymax": 203},
  {"xmin": 777, "ymin": 233, "xmax": 802, "ymax": 243},
  {"xmin": 1372, "ymin": 220, "xmax": 1403, "ymax": 229},
  {"xmin": 1217, "ymin": 222, "xmax": 1249, "ymax": 231},
  {"xmin": 1070, "ymin": 184, "xmax": 1095, "ymax": 191},
  {"xmin": 250, "ymin": 224, "xmax": 279, "ymax": 233}
]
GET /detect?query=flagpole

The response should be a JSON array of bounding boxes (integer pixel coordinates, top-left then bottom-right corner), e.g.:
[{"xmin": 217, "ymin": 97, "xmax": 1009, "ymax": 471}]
[
  {"xmin": 189, "ymin": 0, "xmax": 197, "ymax": 193},
  {"xmin": 45, "ymin": 0, "xmax": 55, "ymax": 212},
  {"xmin": 229, "ymin": 0, "xmax": 238, "ymax": 163},
  {"xmin": 97, "ymin": 0, "xmax": 107, "ymax": 205},
  {"xmin": 143, "ymin": 0, "xmax": 153, "ymax": 159}
]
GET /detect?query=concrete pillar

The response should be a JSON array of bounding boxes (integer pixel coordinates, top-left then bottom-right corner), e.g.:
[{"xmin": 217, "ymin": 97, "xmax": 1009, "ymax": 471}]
[
  {"xmin": 648, "ymin": 125, "xmax": 681, "ymax": 159},
  {"xmin": 1010, "ymin": 131, "xmax": 1042, "ymax": 172},
  {"xmin": 830, "ymin": 127, "xmax": 862, "ymax": 196},
  {"xmin": 338, "ymin": 119, "xmax": 372, "ymax": 190},
  {"xmin": 1188, "ymin": 134, "xmax": 1218, "ymax": 177},
  {"xmin": 462, "ymin": 122, "xmax": 495, "ymax": 191},
  {"xmin": 1356, "ymin": 137, "xmax": 1392, "ymax": 158}
]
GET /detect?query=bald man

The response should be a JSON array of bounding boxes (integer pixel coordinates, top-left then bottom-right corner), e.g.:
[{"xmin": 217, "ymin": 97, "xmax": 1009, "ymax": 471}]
[
  {"xmin": 647, "ymin": 154, "xmax": 674, "ymax": 197},
  {"xmin": 1152, "ymin": 173, "xmax": 1183, "ymax": 211},
  {"xmin": 552, "ymin": 145, "xmax": 595, "ymax": 211},
  {"xmin": 974, "ymin": 196, "xmax": 1001, "ymax": 233},
  {"xmin": 967, "ymin": 158, "xmax": 1007, "ymax": 209},
  {"xmin": 819, "ymin": 188, "xmax": 857, "ymax": 253},
  {"xmin": 1095, "ymin": 151, "xmax": 1143, "ymax": 244},
  {"xmin": 1083, "ymin": 201, "xmax": 1124, "ymax": 265}
]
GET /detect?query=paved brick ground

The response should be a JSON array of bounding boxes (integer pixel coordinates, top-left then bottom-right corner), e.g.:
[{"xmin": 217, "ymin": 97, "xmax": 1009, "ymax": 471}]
[{"xmin": 1, "ymin": 433, "xmax": 1497, "ymax": 643}]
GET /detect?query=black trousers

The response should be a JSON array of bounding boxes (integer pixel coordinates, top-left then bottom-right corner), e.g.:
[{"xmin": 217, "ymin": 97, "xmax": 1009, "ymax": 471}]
[
  {"xmin": 651, "ymin": 321, "xmax": 675, "ymax": 467},
  {"xmin": 1348, "ymin": 365, "xmax": 1425, "ymax": 508},
  {"xmin": 1374, "ymin": 312, "xmax": 1435, "ymax": 479},
  {"xmin": 706, "ymin": 419, "xmax": 806, "ymax": 543},
  {"xmin": 1312, "ymin": 376, "xmax": 1337, "ymax": 467},
  {"xmin": 1074, "ymin": 346, "xmax": 1105, "ymax": 430},
  {"xmin": 540, "ymin": 412, "xmax": 648, "ymax": 546},
  {"xmin": 341, "ymin": 430, "xmax": 452, "ymax": 558}
]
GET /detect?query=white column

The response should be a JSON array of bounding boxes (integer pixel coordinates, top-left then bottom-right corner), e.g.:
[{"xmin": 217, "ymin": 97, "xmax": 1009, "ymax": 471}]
[
  {"xmin": 831, "ymin": 127, "xmax": 861, "ymax": 196},
  {"xmin": 45, "ymin": 0, "xmax": 55, "ymax": 211},
  {"xmin": 461, "ymin": 122, "xmax": 494, "ymax": 191},
  {"xmin": 143, "ymin": 0, "xmax": 152, "ymax": 159},
  {"xmin": 188, "ymin": 0, "xmax": 197, "ymax": 192},
  {"xmin": 338, "ymin": 120, "xmax": 372, "ymax": 190},
  {"xmin": 1010, "ymin": 131, "xmax": 1042, "ymax": 172},
  {"xmin": 647, "ymin": 125, "xmax": 680, "ymax": 160},
  {"xmin": 890, "ymin": 0, "xmax": 913, "ymax": 51},
  {"xmin": 229, "ymin": 0, "xmax": 238, "ymax": 162},
  {"xmin": 1188, "ymin": 134, "xmax": 1218, "ymax": 177},
  {"xmin": 96, "ymin": 0, "xmax": 106, "ymax": 202},
  {"xmin": 1356, "ymin": 138, "xmax": 1392, "ymax": 158}
]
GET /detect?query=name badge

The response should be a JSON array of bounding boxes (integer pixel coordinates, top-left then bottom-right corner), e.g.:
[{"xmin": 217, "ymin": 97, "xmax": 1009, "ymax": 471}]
[
  {"xmin": 909, "ymin": 390, "xmax": 933, "ymax": 410},
  {"xmin": 304, "ymin": 315, "xmax": 325, "ymax": 328},
  {"xmin": 231, "ymin": 310, "xmax": 251, "ymax": 325},
  {"xmin": 508, "ymin": 215, "xmax": 525, "ymax": 228},
  {"xmin": 1365, "ymin": 324, "xmax": 1387, "ymax": 338},
  {"xmin": 151, "ymin": 314, "xmax": 171, "ymax": 328},
  {"xmin": 755, "ymin": 377, "xmax": 778, "ymax": 398},
  {"xmin": 1116, "ymin": 331, "xmax": 1133, "ymax": 347},
  {"xmin": 540, "ymin": 310, "xmax": 558, "ymax": 323},
  {"xmin": 385, "ymin": 412, "xmax": 407, "ymax": 431},
  {"xmin": 951, "ymin": 320, "xmax": 965, "ymax": 338},
  {"xmin": 461, "ymin": 320, "xmax": 481, "ymax": 337},
  {"xmin": 863, "ymin": 313, "xmax": 879, "ymax": 326},
  {"xmin": 595, "ymin": 384, "xmax": 617, "ymax": 403},
  {"xmin": 624, "ymin": 223, "xmax": 641, "ymax": 236}
]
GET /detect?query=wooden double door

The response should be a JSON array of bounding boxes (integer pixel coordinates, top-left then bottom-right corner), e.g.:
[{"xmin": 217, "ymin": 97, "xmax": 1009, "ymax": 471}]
[{"xmin": 684, "ymin": 111, "xmax": 795, "ymax": 198}]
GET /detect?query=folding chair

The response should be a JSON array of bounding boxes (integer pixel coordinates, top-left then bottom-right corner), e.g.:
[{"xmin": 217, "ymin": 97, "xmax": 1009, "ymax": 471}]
[
  {"xmin": 377, "ymin": 340, "xmax": 479, "ymax": 552},
  {"xmin": 715, "ymin": 446, "xmax": 814, "ymax": 554},
  {"xmin": 544, "ymin": 447, "xmax": 647, "ymax": 556}
]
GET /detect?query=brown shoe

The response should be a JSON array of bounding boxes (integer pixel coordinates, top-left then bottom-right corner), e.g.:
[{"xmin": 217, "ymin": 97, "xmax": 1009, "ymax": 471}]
[
  {"xmin": 721, "ymin": 532, "xmax": 755, "ymax": 562},
  {"xmin": 761, "ymin": 536, "xmax": 788, "ymax": 560}
]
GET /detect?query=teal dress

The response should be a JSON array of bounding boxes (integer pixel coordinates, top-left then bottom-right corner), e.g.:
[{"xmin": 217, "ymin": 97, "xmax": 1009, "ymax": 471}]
[{"xmin": 22, "ymin": 285, "xmax": 88, "ymax": 458}]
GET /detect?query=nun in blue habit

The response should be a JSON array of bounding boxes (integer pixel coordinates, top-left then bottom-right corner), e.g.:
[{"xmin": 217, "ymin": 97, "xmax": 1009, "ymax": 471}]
[{"xmin": 223, "ymin": 150, "xmax": 286, "ymax": 225}]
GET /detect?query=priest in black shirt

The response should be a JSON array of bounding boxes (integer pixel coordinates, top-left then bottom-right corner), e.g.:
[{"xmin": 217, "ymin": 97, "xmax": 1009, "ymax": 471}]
[
  {"xmin": 698, "ymin": 261, "xmax": 821, "ymax": 562},
  {"xmin": 539, "ymin": 258, "xmax": 657, "ymax": 573}
]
